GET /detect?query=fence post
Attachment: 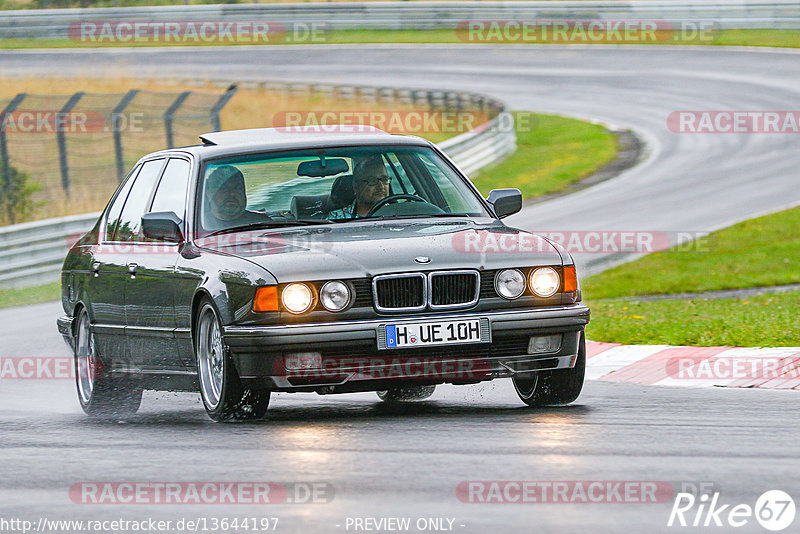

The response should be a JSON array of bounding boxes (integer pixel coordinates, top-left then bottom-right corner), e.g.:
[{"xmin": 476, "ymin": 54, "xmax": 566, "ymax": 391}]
[
  {"xmin": 111, "ymin": 89, "xmax": 139, "ymax": 182},
  {"xmin": 57, "ymin": 92, "xmax": 84, "ymax": 196},
  {"xmin": 164, "ymin": 91, "xmax": 191, "ymax": 149},
  {"xmin": 1, "ymin": 93, "xmax": 27, "ymax": 222},
  {"xmin": 210, "ymin": 84, "xmax": 237, "ymax": 132}
]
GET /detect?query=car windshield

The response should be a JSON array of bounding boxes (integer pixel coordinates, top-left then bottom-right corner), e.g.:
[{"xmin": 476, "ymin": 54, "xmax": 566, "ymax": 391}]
[{"xmin": 197, "ymin": 145, "xmax": 489, "ymax": 234}]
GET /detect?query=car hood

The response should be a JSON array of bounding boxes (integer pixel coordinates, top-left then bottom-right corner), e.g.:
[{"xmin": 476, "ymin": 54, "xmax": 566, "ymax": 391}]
[{"xmin": 196, "ymin": 218, "xmax": 561, "ymax": 282}]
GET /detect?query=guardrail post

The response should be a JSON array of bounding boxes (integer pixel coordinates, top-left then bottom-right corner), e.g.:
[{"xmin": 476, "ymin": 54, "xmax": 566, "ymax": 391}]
[
  {"xmin": 210, "ymin": 84, "xmax": 237, "ymax": 132},
  {"xmin": 111, "ymin": 89, "xmax": 139, "ymax": 182},
  {"xmin": 0, "ymin": 93, "xmax": 27, "ymax": 212},
  {"xmin": 57, "ymin": 92, "xmax": 84, "ymax": 196},
  {"xmin": 164, "ymin": 91, "xmax": 191, "ymax": 149}
]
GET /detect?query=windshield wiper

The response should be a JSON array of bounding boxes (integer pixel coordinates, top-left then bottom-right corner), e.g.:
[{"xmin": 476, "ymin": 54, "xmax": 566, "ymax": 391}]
[
  {"xmin": 200, "ymin": 219, "xmax": 332, "ymax": 238},
  {"xmin": 369, "ymin": 213, "xmax": 473, "ymax": 221}
]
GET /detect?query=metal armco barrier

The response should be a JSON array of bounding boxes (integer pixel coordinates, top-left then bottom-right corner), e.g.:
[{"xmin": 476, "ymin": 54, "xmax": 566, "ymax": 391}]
[
  {"xmin": 0, "ymin": 0, "xmax": 798, "ymax": 38},
  {"xmin": 0, "ymin": 211, "xmax": 100, "ymax": 290},
  {"xmin": 0, "ymin": 80, "xmax": 515, "ymax": 290}
]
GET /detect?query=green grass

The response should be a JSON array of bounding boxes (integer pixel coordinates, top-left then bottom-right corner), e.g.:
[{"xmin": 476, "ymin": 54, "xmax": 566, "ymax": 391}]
[
  {"xmin": 583, "ymin": 206, "xmax": 800, "ymax": 299},
  {"xmin": 586, "ymin": 291, "xmax": 800, "ymax": 347},
  {"xmin": 583, "ymin": 205, "xmax": 800, "ymax": 347},
  {"xmin": 2, "ymin": 29, "xmax": 799, "ymax": 49},
  {"xmin": 0, "ymin": 281, "xmax": 60, "ymax": 310},
  {"xmin": 469, "ymin": 112, "xmax": 618, "ymax": 198}
]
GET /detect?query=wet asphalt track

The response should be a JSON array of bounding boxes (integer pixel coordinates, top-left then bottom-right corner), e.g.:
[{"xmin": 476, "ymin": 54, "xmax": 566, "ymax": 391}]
[
  {"xmin": 2, "ymin": 302, "xmax": 800, "ymax": 533},
  {"xmin": 1, "ymin": 45, "xmax": 799, "ymax": 532}
]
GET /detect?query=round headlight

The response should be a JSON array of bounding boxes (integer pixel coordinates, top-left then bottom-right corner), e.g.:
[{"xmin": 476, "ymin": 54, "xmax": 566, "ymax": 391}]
[
  {"xmin": 281, "ymin": 283, "xmax": 314, "ymax": 314},
  {"xmin": 320, "ymin": 280, "xmax": 351, "ymax": 312},
  {"xmin": 494, "ymin": 269, "xmax": 526, "ymax": 299},
  {"xmin": 529, "ymin": 267, "xmax": 560, "ymax": 298}
]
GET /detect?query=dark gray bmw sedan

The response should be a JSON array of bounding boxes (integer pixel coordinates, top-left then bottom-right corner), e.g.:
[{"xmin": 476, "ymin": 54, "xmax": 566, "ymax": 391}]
[{"xmin": 57, "ymin": 126, "xmax": 590, "ymax": 421}]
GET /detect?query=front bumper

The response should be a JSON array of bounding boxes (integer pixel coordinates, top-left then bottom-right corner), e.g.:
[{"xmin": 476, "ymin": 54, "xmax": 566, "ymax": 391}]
[{"xmin": 224, "ymin": 304, "xmax": 589, "ymax": 391}]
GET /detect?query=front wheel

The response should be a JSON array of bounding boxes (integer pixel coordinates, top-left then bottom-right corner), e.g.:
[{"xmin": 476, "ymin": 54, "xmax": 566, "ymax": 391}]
[
  {"xmin": 195, "ymin": 301, "xmax": 270, "ymax": 422},
  {"xmin": 74, "ymin": 309, "xmax": 142, "ymax": 419},
  {"xmin": 377, "ymin": 385, "xmax": 436, "ymax": 402},
  {"xmin": 512, "ymin": 331, "xmax": 585, "ymax": 406}
]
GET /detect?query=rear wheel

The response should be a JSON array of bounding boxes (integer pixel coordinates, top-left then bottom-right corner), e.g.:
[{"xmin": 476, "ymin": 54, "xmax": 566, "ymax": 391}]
[
  {"xmin": 74, "ymin": 309, "xmax": 142, "ymax": 419},
  {"xmin": 513, "ymin": 331, "xmax": 585, "ymax": 406},
  {"xmin": 377, "ymin": 385, "xmax": 436, "ymax": 402},
  {"xmin": 196, "ymin": 300, "xmax": 270, "ymax": 422}
]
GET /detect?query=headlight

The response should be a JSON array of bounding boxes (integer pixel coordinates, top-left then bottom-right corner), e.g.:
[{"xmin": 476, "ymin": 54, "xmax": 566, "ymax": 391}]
[
  {"xmin": 320, "ymin": 280, "xmax": 351, "ymax": 312},
  {"xmin": 494, "ymin": 269, "xmax": 526, "ymax": 299},
  {"xmin": 281, "ymin": 283, "xmax": 314, "ymax": 314},
  {"xmin": 529, "ymin": 267, "xmax": 560, "ymax": 298}
]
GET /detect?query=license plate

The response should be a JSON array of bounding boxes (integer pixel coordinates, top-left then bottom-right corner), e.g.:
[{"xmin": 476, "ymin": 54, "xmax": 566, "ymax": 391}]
[{"xmin": 384, "ymin": 319, "xmax": 485, "ymax": 349}]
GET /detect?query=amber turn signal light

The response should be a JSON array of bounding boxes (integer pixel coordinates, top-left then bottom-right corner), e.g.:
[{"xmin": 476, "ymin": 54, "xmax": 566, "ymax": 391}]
[
  {"xmin": 253, "ymin": 286, "xmax": 279, "ymax": 312},
  {"xmin": 563, "ymin": 265, "xmax": 578, "ymax": 293}
]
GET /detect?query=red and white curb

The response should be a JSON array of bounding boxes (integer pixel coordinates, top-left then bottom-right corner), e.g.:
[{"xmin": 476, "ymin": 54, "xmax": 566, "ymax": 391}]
[{"xmin": 585, "ymin": 341, "xmax": 800, "ymax": 390}]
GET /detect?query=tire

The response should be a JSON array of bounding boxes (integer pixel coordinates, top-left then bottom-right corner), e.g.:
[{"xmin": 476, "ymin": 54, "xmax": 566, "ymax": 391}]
[
  {"xmin": 512, "ymin": 331, "xmax": 586, "ymax": 406},
  {"xmin": 74, "ymin": 309, "xmax": 142, "ymax": 419},
  {"xmin": 377, "ymin": 385, "xmax": 436, "ymax": 402},
  {"xmin": 195, "ymin": 300, "xmax": 270, "ymax": 422}
]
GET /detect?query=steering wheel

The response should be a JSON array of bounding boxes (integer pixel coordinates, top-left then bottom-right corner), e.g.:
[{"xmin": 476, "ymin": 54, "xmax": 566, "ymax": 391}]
[{"xmin": 365, "ymin": 194, "xmax": 428, "ymax": 217}]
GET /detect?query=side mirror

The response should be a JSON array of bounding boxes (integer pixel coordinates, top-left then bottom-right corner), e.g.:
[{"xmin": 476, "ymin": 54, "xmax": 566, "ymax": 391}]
[
  {"xmin": 487, "ymin": 188, "xmax": 522, "ymax": 219},
  {"xmin": 142, "ymin": 211, "xmax": 184, "ymax": 242}
]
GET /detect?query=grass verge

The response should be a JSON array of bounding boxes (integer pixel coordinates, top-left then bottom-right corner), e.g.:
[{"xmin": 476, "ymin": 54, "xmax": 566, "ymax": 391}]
[
  {"xmin": 0, "ymin": 281, "xmax": 60, "ymax": 310},
  {"xmin": 583, "ymin": 206, "xmax": 800, "ymax": 299},
  {"xmin": 469, "ymin": 112, "xmax": 618, "ymax": 197},
  {"xmin": 586, "ymin": 291, "xmax": 800, "ymax": 347},
  {"xmin": 1, "ymin": 29, "xmax": 799, "ymax": 49},
  {"xmin": 584, "ymin": 205, "xmax": 800, "ymax": 347}
]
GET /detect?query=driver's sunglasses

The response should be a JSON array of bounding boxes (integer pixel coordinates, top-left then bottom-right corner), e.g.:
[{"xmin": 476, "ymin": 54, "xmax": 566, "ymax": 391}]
[{"xmin": 356, "ymin": 176, "xmax": 391, "ymax": 186}]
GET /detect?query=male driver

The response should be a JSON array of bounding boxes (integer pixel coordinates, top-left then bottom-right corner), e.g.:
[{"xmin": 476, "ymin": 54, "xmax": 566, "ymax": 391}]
[
  {"xmin": 203, "ymin": 165, "xmax": 268, "ymax": 231},
  {"xmin": 327, "ymin": 157, "xmax": 392, "ymax": 219}
]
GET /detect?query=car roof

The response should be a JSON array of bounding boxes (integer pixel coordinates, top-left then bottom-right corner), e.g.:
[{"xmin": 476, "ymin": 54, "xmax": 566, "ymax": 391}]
[{"xmin": 144, "ymin": 126, "xmax": 436, "ymax": 162}]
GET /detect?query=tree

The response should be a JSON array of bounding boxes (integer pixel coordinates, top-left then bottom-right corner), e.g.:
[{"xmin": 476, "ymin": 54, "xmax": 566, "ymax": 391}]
[{"xmin": 1, "ymin": 166, "xmax": 44, "ymax": 225}]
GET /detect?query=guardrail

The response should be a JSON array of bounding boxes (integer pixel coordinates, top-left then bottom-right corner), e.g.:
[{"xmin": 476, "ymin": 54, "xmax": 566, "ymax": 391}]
[
  {"xmin": 1, "ymin": 0, "xmax": 798, "ymax": 38},
  {"xmin": 0, "ymin": 80, "xmax": 515, "ymax": 290},
  {"xmin": 0, "ymin": 211, "xmax": 99, "ymax": 290}
]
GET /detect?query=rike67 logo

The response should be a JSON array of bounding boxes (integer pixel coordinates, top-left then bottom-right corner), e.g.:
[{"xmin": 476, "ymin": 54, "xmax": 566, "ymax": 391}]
[{"xmin": 668, "ymin": 490, "xmax": 795, "ymax": 531}]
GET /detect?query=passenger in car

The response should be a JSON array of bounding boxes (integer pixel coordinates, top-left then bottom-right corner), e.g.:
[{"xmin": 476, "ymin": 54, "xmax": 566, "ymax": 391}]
[
  {"xmin": 327, "ymin": 157, "xmax": 392, "ymax": 219},
  {"xmin": 202, "ymin": 165, "xmax": 270, "ymax": 231}
]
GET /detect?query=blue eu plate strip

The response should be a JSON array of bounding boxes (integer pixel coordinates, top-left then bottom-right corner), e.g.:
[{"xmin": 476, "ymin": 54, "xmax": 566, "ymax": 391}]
[{"xmin": 385, "ymin": 325, "xmax": 397, "ymax": 348}]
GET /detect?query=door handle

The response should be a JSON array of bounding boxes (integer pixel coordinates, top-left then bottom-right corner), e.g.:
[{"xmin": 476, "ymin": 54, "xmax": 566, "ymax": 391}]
[
  {"xmin": 128, "ymin": 263, "xmax": 138, "ymax": 277},
  {"xmin": 92, "ymin": 262, "xmax": 100, "ymax": 277}
]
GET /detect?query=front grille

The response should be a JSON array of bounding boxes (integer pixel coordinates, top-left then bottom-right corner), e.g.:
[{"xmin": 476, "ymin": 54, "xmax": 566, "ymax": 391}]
[
  {"xmin": 480, "ymin": 270, "xmax": 498, "ymax": 299},
  {"xmin": 430, "ymin": 271, "xmax": 479, "ymax": 308},
  {"xmin": 350, "ymin": 279, "xmax": 373, "ymax": 308},
  {"xmin": 374, "ymin": 274, "xmax": 426, "ymax": 311}
]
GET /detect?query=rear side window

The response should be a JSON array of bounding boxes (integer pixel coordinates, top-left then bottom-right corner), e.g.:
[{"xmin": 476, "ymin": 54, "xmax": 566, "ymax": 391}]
[
  {"xmin": 113, "ymin": 158, "xmax": 165, "ymax": 242},
  {"xmin": 104, "ymin": 164, "xmax": 140, "ymax": 239},
  {"xmin": 151, "ymin": 158, "xmax": 191, "ymax": 221}
]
